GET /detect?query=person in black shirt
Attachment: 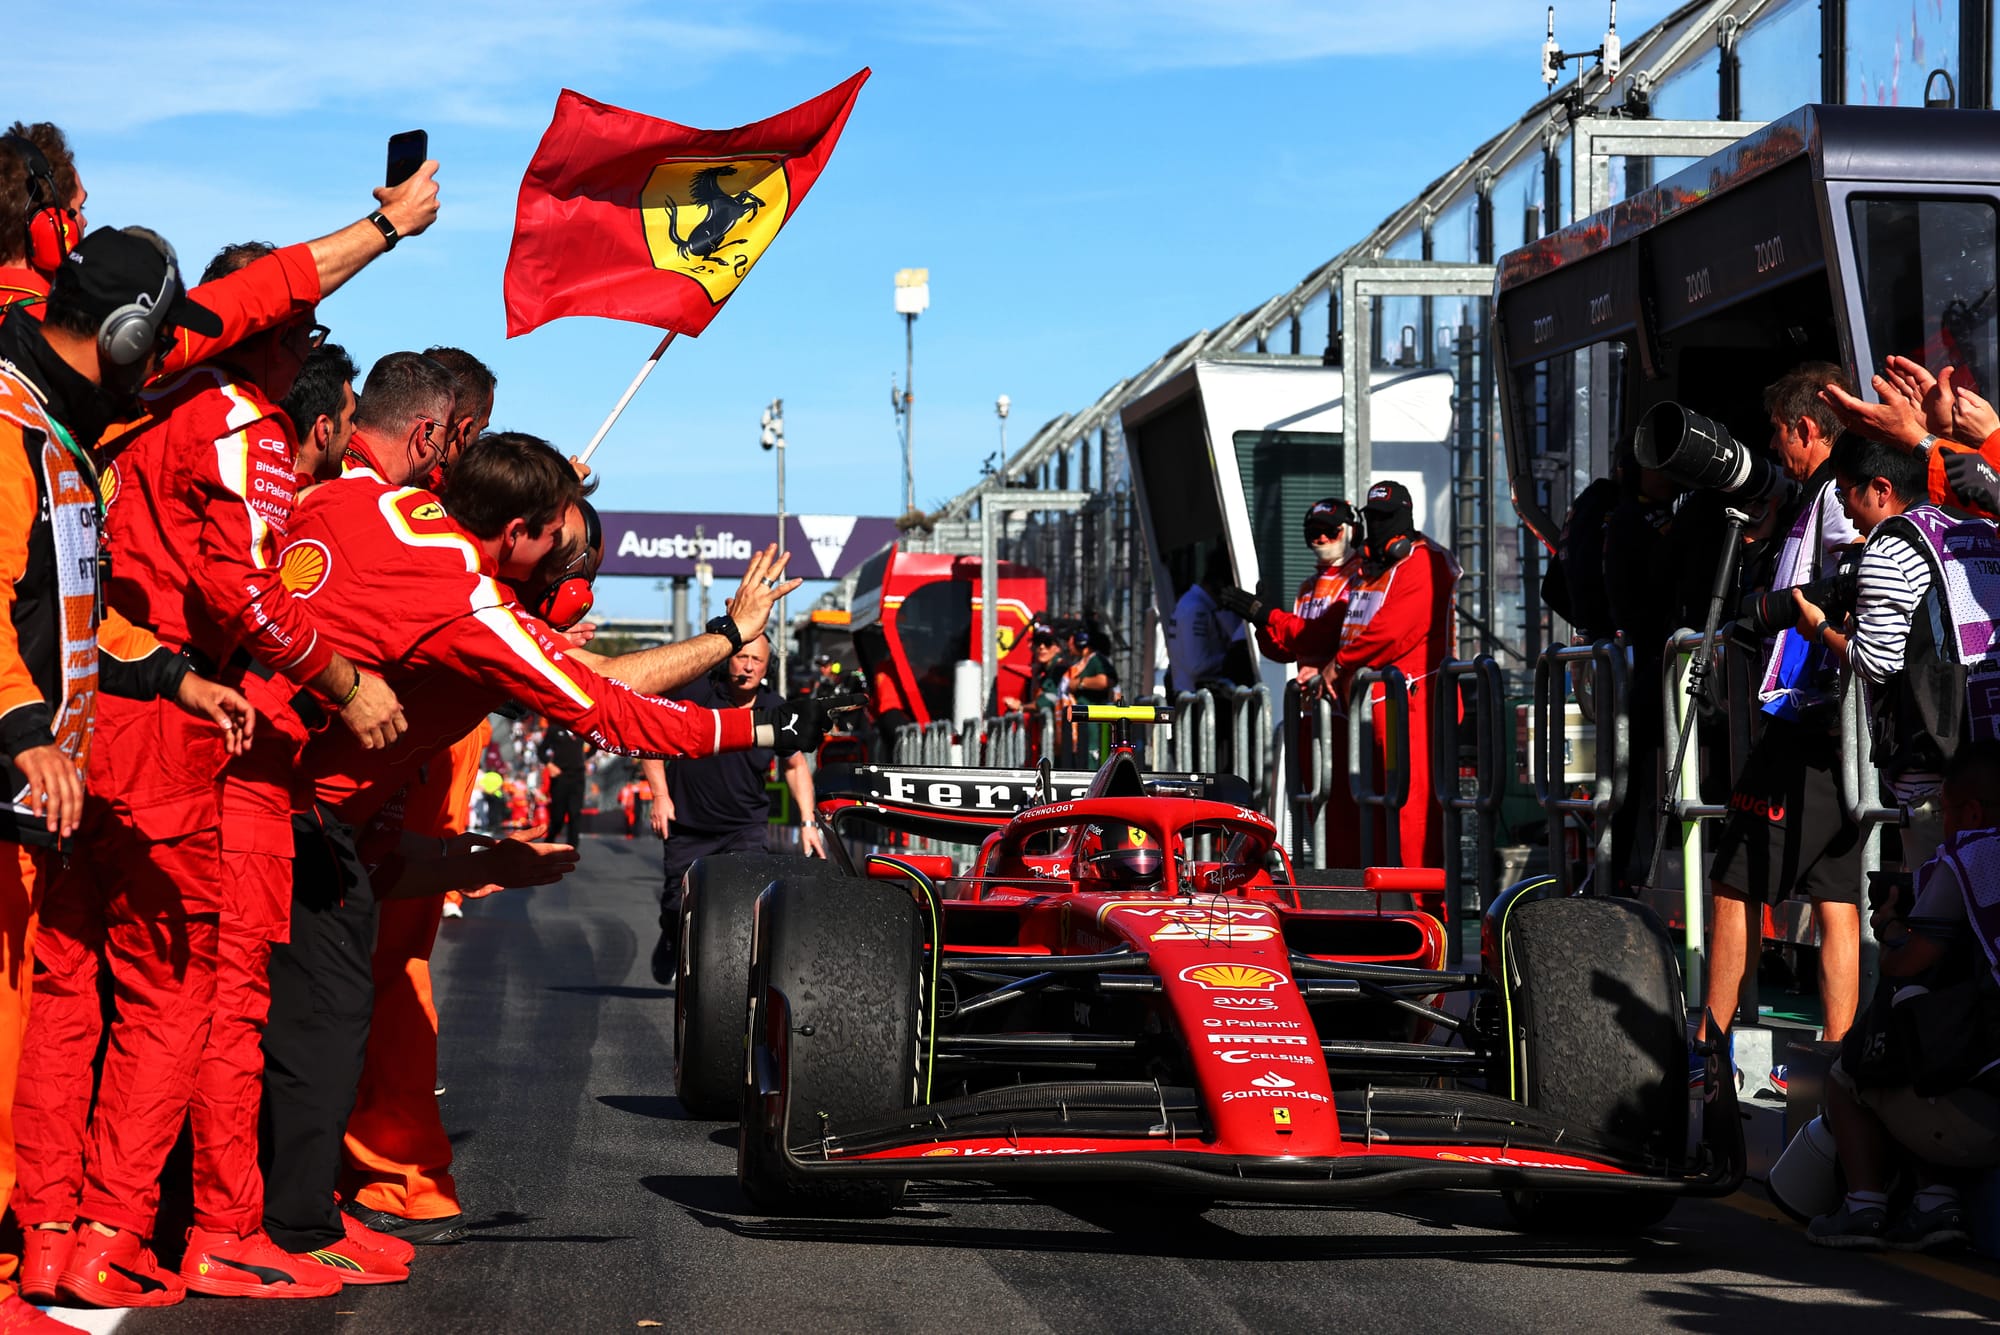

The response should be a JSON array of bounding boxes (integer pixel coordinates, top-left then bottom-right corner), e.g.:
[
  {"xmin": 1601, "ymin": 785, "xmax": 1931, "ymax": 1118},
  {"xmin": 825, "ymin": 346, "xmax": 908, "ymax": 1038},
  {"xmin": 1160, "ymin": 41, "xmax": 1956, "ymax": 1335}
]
[
  {"xmin": 641, "ymin": 635, "xmax": 825, "ymax": 982},
  {"xmin": 540, "ymin": 726, "xmax": 593, "ymax": 849}
]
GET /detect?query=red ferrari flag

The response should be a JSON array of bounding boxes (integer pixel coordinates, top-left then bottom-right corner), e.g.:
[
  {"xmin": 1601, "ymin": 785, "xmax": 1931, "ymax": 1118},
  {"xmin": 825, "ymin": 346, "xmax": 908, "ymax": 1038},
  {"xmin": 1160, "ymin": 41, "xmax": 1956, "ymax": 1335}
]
[{"xmin": 504, "ymin": 70, "xmax": 869, "ymax": 338}]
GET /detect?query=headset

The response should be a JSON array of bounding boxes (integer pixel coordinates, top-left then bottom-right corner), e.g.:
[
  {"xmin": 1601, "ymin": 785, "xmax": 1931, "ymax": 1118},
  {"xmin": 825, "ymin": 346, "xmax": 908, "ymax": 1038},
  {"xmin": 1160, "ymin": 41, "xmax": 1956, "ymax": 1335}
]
[
  {"xmin": 2, "ymin": 134, "xmax": 78, "ymax": 273},
  {"xmin": 534, "ymin": 499, "xmax": 603, "ymax": 630},
  {"xmin": 97, "ymin": 231, "xmax": 180, "ymax": 368}
]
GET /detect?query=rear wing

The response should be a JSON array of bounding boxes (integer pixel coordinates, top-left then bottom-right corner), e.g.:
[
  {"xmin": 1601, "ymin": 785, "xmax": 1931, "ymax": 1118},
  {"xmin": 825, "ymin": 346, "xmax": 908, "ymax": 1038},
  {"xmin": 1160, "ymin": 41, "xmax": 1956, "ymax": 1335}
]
[{"xmin": 815, "ymin": 764, "xmax": 1255, "ymax": 844}]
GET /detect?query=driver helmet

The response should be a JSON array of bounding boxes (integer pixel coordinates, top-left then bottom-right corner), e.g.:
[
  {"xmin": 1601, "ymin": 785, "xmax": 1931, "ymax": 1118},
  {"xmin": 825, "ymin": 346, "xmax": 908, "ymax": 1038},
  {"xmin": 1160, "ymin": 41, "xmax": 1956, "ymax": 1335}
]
[{"xmin": 1084, "ymin": 823, "xmax": 1165, "ymax": 887}]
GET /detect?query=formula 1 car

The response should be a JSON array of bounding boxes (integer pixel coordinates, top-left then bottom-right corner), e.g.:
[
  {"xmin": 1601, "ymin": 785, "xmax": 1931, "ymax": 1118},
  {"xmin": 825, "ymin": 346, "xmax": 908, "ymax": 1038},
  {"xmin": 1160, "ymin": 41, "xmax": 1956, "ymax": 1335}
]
[{"xmin": 673, "ymin": 707, "xmax": 1743, "ymax": 1230}]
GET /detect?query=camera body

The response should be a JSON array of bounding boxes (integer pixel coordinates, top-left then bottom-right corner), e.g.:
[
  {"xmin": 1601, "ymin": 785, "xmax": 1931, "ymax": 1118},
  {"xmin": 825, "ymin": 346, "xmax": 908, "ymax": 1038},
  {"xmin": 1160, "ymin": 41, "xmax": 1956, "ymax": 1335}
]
[{"xmin": 1735, "ymin": 563, "xmax": 1860, "ymax": 637}]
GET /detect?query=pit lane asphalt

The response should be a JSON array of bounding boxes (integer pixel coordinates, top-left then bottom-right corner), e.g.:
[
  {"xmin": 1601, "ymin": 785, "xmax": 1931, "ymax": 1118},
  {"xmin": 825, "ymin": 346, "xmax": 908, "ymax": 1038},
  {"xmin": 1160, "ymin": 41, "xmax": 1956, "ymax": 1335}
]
[{"xmin": 100, "ymin": 833, "xmax": 1999, "ymax": 1335}]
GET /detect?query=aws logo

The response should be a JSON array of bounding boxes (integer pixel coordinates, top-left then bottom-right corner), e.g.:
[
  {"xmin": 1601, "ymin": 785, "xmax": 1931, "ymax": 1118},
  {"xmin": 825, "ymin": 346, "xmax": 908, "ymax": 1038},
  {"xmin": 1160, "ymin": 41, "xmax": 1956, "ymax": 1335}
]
[{"xmin": 277, "ymin": 540, "xmax": 331, "ymax": 597}]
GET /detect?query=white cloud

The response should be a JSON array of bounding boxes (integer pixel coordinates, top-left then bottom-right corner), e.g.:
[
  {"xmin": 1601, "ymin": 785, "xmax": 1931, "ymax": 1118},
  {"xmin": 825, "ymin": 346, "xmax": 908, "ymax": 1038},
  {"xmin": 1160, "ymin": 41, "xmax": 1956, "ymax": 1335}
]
[
  {"xmin": 880, "ymin": 0, "xmax": 1684, "ymax": 72},
  {"xmin": 21, "ymin": 0, "xmax": 810, "ymax": 132}
]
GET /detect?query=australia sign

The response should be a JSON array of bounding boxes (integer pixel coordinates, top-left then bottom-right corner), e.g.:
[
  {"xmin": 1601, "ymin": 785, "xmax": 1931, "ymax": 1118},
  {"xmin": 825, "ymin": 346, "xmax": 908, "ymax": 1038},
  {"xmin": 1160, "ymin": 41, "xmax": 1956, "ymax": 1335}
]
[{"xmin": 597, "ymin": 512, "xmax": 901, "ymax": 581}]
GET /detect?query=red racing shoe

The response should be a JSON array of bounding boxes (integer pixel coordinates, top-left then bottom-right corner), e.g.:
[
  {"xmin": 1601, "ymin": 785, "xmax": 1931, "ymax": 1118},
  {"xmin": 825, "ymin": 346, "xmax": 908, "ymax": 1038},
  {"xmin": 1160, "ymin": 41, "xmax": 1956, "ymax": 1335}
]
[
  {"xmin": 18, "ymin": 1226, "xmax": 72, "ymax": 1303},
  {"xmin": 287, "ymin": 1236, "xmax": 409, "ymax": 1286},
  {"xmin": 0, "ymin": 1293, "xmax": 85, "ymax": 1333},
  {"xmin": 180, "ymin": 1228, "xmax": 344, "ymax": 1299},
  {"xmin": 56, "ymin": 1226, "xmax": 186, "ymax": 1308},
  {"xmin": 341, "ymin": 1210, "xmax": 416, "ymax": 1267}
]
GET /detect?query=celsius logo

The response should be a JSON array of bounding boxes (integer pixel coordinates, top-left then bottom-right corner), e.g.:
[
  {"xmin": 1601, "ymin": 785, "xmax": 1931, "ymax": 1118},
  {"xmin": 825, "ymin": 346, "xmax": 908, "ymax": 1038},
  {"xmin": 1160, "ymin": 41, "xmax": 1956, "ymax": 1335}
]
[{"xmin": 1250, "ymin": 1073, "xmax": 1295, "ymax": 1089}]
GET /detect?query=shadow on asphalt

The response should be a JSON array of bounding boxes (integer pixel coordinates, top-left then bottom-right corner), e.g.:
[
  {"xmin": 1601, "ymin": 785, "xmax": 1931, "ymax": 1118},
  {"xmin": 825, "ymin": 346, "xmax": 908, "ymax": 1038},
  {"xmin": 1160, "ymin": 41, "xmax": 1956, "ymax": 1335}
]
[
  {"xmin": 597, "ymin": 1094, "xmax": 686, "ymax": 1120},
  {"xmin": 549, "ymin": 984, "xmax": 672, "ymax": 999},
  {"xmin": 638, "ymin": 1174, "xmax": 1745, "ymax": 1272},
  {"xmin": 453, "ymin": 1209, "xmax": 640, "ymax": 1246}
]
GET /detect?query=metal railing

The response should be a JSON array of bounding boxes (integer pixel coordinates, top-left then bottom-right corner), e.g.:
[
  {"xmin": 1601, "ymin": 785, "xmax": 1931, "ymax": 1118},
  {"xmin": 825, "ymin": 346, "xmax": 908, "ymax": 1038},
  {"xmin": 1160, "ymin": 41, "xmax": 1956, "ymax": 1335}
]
[
  {"xmin": 1433, "ymin": 656, "xmax": 1504, "ymax": 964},
  {"xmin": 1532, "ymin": 639, "xmax": 1628, "ymax": 895},
  {"xmin": 1284, "ymin": 680, "xmax": 1337, "ymax": 869},
  {"xmin": 1348, "ymin": 666, "xmax": 1411, "ymax": 868},
  {"xmin": 891, "ymin": 718, "xmax": 955, "ymax": 767},
  {"xmin": 1836, "ymin": 676, "xmax": 1899, "ymax": 1004},
  {"xmin": 1229, "ymin": 683, "xmax": 1272, "ymax": 811},
  {"xmin": 1164, "ymin": 689, "xmax": 1215, "ymax": 773}
]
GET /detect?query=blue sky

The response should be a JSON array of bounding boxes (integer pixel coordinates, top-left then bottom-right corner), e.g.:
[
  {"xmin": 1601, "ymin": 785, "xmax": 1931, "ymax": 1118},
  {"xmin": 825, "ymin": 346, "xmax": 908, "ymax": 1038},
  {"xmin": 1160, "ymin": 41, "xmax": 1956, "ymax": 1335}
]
[{"xmin": 26, "ymin": 0, "xmax": 1679, "ymax": 620}]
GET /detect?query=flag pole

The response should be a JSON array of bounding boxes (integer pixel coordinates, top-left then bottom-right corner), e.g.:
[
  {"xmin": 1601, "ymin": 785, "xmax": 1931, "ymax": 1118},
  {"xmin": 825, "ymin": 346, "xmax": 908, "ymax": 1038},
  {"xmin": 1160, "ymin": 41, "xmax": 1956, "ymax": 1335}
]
[{"xmin": 577, "ymin": 331, "xmax": 675, "ymax": 465}]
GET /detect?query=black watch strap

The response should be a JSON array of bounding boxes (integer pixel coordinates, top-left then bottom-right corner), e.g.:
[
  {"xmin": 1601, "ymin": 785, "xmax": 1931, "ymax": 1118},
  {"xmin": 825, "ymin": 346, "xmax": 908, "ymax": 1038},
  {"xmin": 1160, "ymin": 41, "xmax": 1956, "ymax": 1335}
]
[
  {"xmin": 706, "ymin": 615, "xmax": 743, "ymax": 652},
  {"xmin": 367, "ymin": 210, "xmax": 400, "ymax": 251}
]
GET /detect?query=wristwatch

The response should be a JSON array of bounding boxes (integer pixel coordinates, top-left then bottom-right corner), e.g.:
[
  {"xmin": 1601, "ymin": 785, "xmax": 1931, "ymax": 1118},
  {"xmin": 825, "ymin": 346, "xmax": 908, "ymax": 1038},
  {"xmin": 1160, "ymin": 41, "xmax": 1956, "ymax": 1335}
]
[
  {"xmin": 1915, "ymin": 432, "xmax": 1938, "ymax": 457},
  {"xmin": 366, "ymin": 209, "xmax": 400, "ymax": 251},
  {"xmin": 706, "ymin": 615, "xmax": 744, "ymax": 652}
]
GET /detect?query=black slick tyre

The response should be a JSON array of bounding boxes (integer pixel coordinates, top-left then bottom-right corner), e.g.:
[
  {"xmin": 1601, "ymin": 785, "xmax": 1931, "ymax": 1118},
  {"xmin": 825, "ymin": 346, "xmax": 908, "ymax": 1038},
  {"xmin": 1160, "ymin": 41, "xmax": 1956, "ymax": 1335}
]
[
  {"xmin": 738, "ymin": 869, "xmax": 924, "ymax": 1216},
  {"xmin": 674, "ymin": 853, "xmax": 823, "ymax": 1119},
  {"xmin": 1497, "ymin": 895, "xmax": 1687, "ymax": 1235}
]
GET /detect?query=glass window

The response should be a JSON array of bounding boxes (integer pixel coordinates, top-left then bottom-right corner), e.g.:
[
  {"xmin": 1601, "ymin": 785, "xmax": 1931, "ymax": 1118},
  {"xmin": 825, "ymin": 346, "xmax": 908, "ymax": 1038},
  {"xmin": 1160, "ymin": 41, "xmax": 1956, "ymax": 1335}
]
[
  {"xmin": 1490, "ymin": 151, "xmax": 1547, "ymax": 256},
  {"xmin": 1232, "ymin": 429, "xmax": 1343, "ymax": 605},
  {"xmin": 1845, "ymin": 0, "xmax": 1956, "ymax": 106},
  {"xmin": 1736, "ymin": 0, "xmax": 1822, "ymax": 119},
  {"xmin": 1431, "ymin": 194, "xmax": 1477, "ymax": 264},
  {"xmin": 1377, "ymin": 225, "xmax": 1426, "ymax": 369},
  {"xmin": 1651, "ymin": 46, "xmax": 1721, "ymax": 120},
  {"xmin": 1848, "ymin": 195, "xmax": 1998, "ymax": 394}
]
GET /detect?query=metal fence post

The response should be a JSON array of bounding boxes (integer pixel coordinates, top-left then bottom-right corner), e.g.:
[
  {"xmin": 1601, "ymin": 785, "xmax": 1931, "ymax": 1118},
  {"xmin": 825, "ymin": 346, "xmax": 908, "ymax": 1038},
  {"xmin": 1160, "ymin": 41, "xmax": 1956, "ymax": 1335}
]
[
  {"xmin": 1432, "ymin": 656, "xmax": 1504, "ymax": 964},
  {"xmin": 1532, "ymin": 640, "xmax": 1627, "ymax": 895},
  {"xmin": 1348, "ymin": 666, "xmax": 1411, "ymax": 868},
  {"xmin": 1837, "ymin": 681, "xmax": 1900, "ymax": 1005}
]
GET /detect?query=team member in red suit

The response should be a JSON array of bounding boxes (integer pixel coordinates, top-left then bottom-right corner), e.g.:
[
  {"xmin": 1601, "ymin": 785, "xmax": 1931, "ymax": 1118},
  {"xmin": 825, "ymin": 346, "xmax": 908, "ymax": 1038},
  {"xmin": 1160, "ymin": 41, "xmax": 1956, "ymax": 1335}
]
[
  {"xmin": 1334, "ymin": 481, "xmax": 1460, "ymax": 868},
  {"xmin": 1223, "ymin": 498, "xmax": 1367, "ymax": 864},
  {"xmin": 14, "ymin": 250, "xmax": 412, "ymax": 1306},
  {"xmin": 0, "ymin": 125, "xmax": 441, "ymax": 380},
  {"xmin": 259, "ymin": 430, "xmax": 828, "ymax": 1273}
]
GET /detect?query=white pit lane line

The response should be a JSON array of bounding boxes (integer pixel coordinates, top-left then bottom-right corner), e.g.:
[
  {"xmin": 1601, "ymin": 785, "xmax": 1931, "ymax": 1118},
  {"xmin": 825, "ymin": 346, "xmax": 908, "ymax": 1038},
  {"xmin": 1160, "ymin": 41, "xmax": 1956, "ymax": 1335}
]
[{"xmin": 40, "ymin": 1307, "xmax": 125, "ymax": 1333}]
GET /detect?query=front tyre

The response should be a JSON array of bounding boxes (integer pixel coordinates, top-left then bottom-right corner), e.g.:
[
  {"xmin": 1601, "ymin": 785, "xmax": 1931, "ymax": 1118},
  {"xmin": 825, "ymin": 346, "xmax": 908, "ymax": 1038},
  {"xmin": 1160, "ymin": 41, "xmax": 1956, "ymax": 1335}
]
[
  {"xmin": 1497, "ymin": 895, "xmax": 1686, "ymax": 1235},
  {"xmin": 738, "ymin": 870, "xmax": 924, "ymax": 1216}
]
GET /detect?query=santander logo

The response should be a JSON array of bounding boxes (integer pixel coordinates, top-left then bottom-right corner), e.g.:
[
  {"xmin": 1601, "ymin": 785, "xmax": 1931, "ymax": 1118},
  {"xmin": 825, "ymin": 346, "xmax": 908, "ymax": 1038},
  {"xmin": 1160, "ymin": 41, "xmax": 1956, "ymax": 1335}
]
[{"xmin": 1250, "ymin": 1073, "xmax": 1295, "ymax": 1089}]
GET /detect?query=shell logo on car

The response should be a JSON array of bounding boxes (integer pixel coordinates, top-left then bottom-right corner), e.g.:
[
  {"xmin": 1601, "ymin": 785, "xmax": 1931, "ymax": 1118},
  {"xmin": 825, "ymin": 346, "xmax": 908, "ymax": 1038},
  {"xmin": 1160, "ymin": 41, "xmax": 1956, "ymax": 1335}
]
[{"xmin": 1179, "ymin": 963, "xmax": 1287, "ymax": 992}]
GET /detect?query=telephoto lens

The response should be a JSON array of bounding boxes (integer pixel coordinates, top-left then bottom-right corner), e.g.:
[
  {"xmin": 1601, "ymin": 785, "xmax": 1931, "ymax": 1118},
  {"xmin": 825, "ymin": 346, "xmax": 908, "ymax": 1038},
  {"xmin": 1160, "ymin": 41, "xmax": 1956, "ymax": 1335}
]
[{"xmin": 1634, "ymin": 401, "xmax": 1798, "ymax": 506}]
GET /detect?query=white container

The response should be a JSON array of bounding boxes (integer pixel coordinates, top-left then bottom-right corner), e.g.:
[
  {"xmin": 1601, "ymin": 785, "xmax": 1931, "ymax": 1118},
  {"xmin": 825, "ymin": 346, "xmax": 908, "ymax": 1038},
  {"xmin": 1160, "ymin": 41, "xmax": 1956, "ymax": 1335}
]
[{"xmin": 1767, "ymin": 1114, "xmax": 1841, "ymax": 1221}]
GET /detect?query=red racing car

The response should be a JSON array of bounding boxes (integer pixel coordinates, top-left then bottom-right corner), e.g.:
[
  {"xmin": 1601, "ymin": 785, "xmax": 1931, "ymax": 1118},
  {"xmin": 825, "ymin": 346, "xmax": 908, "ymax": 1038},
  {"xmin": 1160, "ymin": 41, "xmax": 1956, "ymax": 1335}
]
[{"xmin": 672, "ymin": 708, "xmax": 1742, "ymax": 1230}]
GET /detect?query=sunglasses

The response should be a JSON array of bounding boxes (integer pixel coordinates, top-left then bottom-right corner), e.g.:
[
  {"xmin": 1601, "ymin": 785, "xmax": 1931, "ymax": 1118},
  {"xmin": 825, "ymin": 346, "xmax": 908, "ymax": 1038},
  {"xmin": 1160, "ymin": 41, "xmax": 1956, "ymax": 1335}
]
[{"xmin": 307, "ymin": 323, "xmax": 330, "ymax": 349}]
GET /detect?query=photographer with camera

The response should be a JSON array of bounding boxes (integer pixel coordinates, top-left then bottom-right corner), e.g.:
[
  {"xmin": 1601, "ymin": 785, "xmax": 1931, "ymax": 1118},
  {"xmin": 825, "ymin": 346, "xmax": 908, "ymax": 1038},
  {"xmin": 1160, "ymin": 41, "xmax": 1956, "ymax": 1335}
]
[
  {"xmin": 1806, "ymin": 741, "xmax": 2000, "ymax": 1252},
  {"xmin": 1788, "ymin": 434, "xmax": 1975, "ymax": 873},
  {"xmin": 1691, "ymin": 364, "xmax": 1867, "ymax": 1050}
]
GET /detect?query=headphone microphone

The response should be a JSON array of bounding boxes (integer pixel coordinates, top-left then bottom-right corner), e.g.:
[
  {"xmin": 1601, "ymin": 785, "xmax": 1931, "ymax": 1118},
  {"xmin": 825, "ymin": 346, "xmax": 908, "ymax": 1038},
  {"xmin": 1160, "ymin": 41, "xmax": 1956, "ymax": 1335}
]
[{"xmin": 3, "ymin": 133, "xmax": 78, "ymax": 273}]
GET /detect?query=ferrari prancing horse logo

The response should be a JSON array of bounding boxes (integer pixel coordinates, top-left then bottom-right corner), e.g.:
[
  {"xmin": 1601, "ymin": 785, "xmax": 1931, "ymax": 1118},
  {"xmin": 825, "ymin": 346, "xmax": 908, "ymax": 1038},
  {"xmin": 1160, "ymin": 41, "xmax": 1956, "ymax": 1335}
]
[{"xmin": 640, "ymin": 157, "xmax": 792, "ymax": 305}]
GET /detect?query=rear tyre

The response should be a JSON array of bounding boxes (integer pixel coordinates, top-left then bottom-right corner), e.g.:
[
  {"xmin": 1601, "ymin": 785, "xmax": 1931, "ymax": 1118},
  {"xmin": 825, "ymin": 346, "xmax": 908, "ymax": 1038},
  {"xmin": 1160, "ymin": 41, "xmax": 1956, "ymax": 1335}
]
[
  {"xmin": 674, "ymin": 853, "xmax": 823, "ymax": 1119},
  {"xmin": 739, "ymin": 870, "xmax": 924, "ymax": 1216},
  {"xmin": 1497, "ymin": 895, "xmax": 1686, "ymax": 1235}
]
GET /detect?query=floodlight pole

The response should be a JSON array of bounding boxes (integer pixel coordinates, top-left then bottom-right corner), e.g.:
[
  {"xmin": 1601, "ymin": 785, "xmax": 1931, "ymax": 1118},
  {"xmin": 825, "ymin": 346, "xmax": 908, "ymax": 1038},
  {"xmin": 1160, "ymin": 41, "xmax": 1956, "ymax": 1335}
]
[{"xmin": 902, "ymin": 312, "xmax": 916, "ymax": 515}]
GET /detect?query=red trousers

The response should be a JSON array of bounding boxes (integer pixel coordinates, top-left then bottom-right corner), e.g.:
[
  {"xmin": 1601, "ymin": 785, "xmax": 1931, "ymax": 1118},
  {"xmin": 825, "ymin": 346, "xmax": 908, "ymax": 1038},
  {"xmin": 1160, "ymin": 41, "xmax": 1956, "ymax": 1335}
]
[
  {"xmin": 0, "ymin": 846, "xmax": 47, "ymax": 1287},
  {"xmin": 13, "ymin": 806, "xmax": 220, "ymax": 1234},
  {"xmin": 191, "ymin": 682, "xmax": 306, "ymax": 1235},
  {"xmin": 341, "ymin": 895, "xmax": 453, "ymax": 1217}
]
